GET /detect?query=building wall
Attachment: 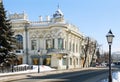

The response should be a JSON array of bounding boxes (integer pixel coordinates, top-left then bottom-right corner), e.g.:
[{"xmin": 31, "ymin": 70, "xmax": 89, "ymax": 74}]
[{"xmin": 10, "ymin": 10, "xmax": 97, "ymax": 69}]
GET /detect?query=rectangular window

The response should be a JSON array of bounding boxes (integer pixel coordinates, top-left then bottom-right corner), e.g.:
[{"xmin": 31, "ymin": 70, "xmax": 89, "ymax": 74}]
[
  {"xmin": 70, "ymin": 58, "xmax": 72, "ymax": 65},
  {"xmin": 62, "ymin": 58, "xmax": 67, "ymax": 65},
  {"xmin": 73, "ymin": 43, "xmax": 75, "ymax": 52},
  {"xmin": 53, "ymin": 39, "xmax": 54, "ymax": 48},
  {"xmin": 31, "ymin": 40, "xmax": 37, "ymax": 50},
  {"xmin": 58, "ymin": 38, "xmax": 63, "ymax": 49},
  {"xmin": 76, "ymin": 45, "xmax": 78, "ymax": 53},
  {"xmin": 46, "ymin": 39, "xmax": 54, "ymax": 49},
  {"xmin": 65, "ymin": 41, "xmax": 67, "ymax": 49},
  {"xmin": 69, "ymin": 42, "xmax": 71, "ymax": 51}
]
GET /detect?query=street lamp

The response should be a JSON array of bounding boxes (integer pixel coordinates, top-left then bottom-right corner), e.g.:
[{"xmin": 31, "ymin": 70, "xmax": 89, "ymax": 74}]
[
  {"xmin": 38, "ymin": 50, "xmax": 41, "ymax": 73},
  {"xmin": 106, "ymin": 29, "xmax": 114, "ymax": 82}
]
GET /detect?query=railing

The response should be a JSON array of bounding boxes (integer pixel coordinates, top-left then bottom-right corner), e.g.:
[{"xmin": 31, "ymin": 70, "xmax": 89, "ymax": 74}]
[
  {"xmin": 30, "ymin": 21, "xmax": 51, "ymax": 26},
  {"xmin": 47, "ymin": 48, "xmax": 70, "ymax": 55},
  {"xmin": 47, "ymin": 48, "xmax": 65, "ymax": 53},
  {"xmin": 15, "ymin": 50, "xmax": 24, "ymax": 55},
  {"xmin": 0, "ymin": 65, "xmax": 33, "ymax": 73}
]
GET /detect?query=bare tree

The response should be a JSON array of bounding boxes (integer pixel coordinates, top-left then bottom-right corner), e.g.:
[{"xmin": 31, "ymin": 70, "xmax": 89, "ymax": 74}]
[
  {"xmin": 82, "ymin": 37, "xmax": 97, "ymax": 67},
  {"xmin": 90, "ymin": 41, "xmax": 97, "ymax": 67},
  {"xmin": 82, "ymin": 37, "xmax": 89, "ymax": 68}
]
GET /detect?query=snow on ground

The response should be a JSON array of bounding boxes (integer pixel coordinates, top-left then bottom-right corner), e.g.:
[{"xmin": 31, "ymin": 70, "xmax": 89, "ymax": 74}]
[
  {"xmin": 100, "ymin": 71, "xmax": 120, "ymax": 82},
  {"xmin": 0, "ymin": 64, "xmax": 56, "ymax": 76},
  {"xmin": 32, "ymin": 65, "xmax": 56, "ymax": 72},
  {"xmin": 1, "ymin": 64, "xmax": 120, "ymax": 82}
]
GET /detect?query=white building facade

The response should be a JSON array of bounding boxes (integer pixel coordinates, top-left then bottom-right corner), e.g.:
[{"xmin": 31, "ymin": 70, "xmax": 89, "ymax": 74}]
[{"xmin": 9, "ymin": 8, "xmax": 97, "ymax": 69}]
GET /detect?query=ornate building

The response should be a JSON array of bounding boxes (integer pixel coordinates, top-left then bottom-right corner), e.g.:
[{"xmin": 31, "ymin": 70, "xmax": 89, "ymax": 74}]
[{"xmin": 9, "ymin": 8, "xmax": 97, "ymax": 69}]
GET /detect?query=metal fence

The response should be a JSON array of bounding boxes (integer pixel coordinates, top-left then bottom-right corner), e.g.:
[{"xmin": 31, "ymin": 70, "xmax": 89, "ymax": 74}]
[{"xmin": 0, "ymin": 65, "xmax": 33, "ymax": 73}]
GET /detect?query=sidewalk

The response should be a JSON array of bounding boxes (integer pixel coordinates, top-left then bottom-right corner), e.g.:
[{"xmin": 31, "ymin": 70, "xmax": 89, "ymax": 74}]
[{"xmin": 0, "ymin": 67, "xmax": 108, "ymax": 82}]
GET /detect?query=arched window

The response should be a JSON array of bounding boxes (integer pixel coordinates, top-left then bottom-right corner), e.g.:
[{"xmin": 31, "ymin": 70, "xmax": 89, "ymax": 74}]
[{"xmin": 15, "ymin": 35, "xmax": 23, "ymax": 49}]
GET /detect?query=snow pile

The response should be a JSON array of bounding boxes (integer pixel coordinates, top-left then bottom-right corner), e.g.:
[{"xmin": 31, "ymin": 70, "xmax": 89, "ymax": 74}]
[
  {"xmin": 100, "ymin": 71, "xmax": 120, "ymax": 82},
  {"xmin": 112, "ymin": 72, "xmax": 120, "ymax": 82},
  {"xmin": 17, "ymin": 64, "xmax": 29, "ymax": 67},
  {"xmin": 32, "ymin": 65, "xmax": 56, "ymax": 72}
]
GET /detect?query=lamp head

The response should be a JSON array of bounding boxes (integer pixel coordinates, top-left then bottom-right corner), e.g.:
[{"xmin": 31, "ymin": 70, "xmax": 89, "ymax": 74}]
[{"xmin": 106, "ymin": 29, "xmax": 114, "ymax": 45}]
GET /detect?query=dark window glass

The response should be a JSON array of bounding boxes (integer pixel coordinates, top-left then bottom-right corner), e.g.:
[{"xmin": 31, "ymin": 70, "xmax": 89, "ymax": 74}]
[{"xmin": 15, "ymin": 35, "xmax": 23, "ymax": 49}]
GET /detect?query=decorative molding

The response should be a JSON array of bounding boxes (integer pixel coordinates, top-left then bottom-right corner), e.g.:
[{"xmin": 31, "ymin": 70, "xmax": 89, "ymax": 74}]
[
  {"xmin": 8, "ymin": 12, "xmax": 28, "ymax": 20},
  {"xmin": 13, "ymin": 29, "xmax": 24, "ymax": 34}
]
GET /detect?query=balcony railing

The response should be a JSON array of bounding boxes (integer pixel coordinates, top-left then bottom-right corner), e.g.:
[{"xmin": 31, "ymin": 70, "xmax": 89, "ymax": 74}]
[
  {"xmin": 47, "ymin": 48, "xmax": 69, "ymax": 54},
  {"xmin": 15, "ymin": 50, "xmax": 24, "ymax": 55}
]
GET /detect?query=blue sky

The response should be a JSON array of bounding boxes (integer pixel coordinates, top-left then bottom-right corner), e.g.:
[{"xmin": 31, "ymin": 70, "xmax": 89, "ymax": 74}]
[{"xmin": 3, "ymin": 0, "xmax": 120, "ymax": 52}]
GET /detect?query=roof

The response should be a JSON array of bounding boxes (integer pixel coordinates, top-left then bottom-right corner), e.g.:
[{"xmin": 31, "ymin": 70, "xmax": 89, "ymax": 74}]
[{"xmin": 53, "ymin": 8, "xmax": 64, "ymax": 18}]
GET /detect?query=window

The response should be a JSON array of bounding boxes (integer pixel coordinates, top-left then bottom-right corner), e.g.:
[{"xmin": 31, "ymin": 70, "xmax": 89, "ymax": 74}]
[
  {"xmin": 69, "ymin": 42, "xmax": 71, "ymax": 51},
  {"xmin": 65, "ymin": 41, "xmax": 67, "ymax": 49},
  {"xmin": 76, "ymin": 58, "xmax": 78, "ymax": 65},
  {"xmin": 62, "ymin": 58, "xmax": 66, "ymax": 65},
  {"xmin": 31, "ymin": 40, "xmax": 37, "ymax": 50},
  {"xmin": 58, "ymin": 38, "xmax": 63, "ymax": 49},
  {"xmin": 46, "ymin": 39, "xmax": 54, "ymax": 49},
  {"xmin": 79, "ymin": 41, "xmax": 81, "ymax": 53},
  {"xmin": 15, "ymin": 35, "xmax": 23, "ymax": 49},
  {"xmin": 70, "ymin": 58, "xmax": 72, "ymax": 65},
  {"xmin": 73, "ymin": 43, "xmax": 75, "ymax": 52},
  {"xmin": 76, "ymin": 45, "xmax": 78, "ymax": 53}
]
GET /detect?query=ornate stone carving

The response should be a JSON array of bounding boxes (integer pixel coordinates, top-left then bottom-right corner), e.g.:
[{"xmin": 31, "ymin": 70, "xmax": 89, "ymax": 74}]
[
  {"xmin": 8, "ymin": 12, "xmax": 28, "ymax": 20},
  {"xmin": 45, "ymin": 34, "xmax": 52, "ymax": 38},
  {"xmin": 13, "ymin": 29, "xmax": 24, "ymax": 34}
]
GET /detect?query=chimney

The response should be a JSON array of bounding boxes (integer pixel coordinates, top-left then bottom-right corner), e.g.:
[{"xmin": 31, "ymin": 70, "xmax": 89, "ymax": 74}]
[{"xmin": 46, "ymin": 16, "xmax": 50, "ymax": 21}]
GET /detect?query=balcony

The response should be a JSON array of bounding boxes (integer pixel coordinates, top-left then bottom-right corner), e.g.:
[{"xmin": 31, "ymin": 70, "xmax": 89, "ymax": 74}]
[
  {"xmin": 15, "ymin": 50, "xmax": 24, "ymax": 55},
  {"xmin": 47, "ymin": 48, "xmax": 69, "ymax": 55}
]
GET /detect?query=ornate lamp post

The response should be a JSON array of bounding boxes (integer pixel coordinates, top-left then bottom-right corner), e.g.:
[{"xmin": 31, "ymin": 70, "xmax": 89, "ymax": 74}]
[
  {"xmin": 106, "ymin": 29, "xmax": 114, "ymax": 82},
  {"xmin": 38, "ymin": 50, "xmax": 41, "ymax": 73}
]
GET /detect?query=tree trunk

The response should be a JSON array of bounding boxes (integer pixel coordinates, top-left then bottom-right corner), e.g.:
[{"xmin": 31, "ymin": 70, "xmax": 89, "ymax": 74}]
[
  {"xmin": 90, "ymin": 47, "xmax": 96, "ymax": 67},
  {"xmin": 83, "ymin": 37, "xmax": 89, "ymax": 68}
]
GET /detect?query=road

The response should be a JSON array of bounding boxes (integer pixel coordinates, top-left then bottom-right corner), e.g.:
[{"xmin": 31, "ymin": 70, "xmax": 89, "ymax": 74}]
[
  {"xmin": 9, "ymin": 68, "xmax": 110, "ymax": 82},
  {"xmin": 63, "ymin": 70, "xmax": 109, "ymax": 82}
]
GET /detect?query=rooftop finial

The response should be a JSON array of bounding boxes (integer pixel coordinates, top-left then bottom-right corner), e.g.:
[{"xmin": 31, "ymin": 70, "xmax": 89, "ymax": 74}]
[
  {"xmin": 53, "ymin": 3, "xmax": 64, "ymax": 18},
  {"xmin": 57, "ymin": 3, "xmax": 60, "ymax": 9}
]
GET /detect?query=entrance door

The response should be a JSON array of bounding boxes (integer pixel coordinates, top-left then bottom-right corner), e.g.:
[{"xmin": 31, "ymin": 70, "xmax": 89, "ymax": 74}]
[
  {"xmin": 33, "ymin": 58, "xmax": 38, "ymax": 65},
  {"xmin": 43, "ymin": 58, "xmax": 51, "ymax": 66}
]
